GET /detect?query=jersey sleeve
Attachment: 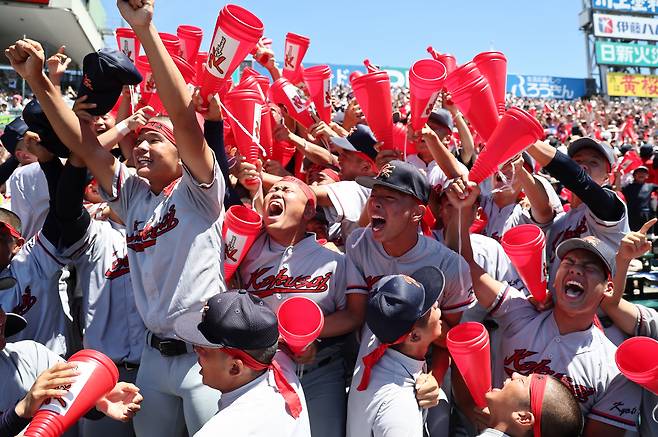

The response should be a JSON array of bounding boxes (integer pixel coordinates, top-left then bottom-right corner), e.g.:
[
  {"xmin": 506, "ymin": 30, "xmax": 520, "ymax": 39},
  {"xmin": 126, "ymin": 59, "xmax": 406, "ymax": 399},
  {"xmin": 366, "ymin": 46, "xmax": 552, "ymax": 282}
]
[
  {"xmin": 179, "ymin": 152, "xmax": 226, "ymax": 221},
  {"xmin": 331, "ymin": 253, "xmax": 347, "ymax": 311},
  {"xmin": 12, "ymin": 233, "xmax": 67, "ymax": 279},
  {"xmin": 372, "ymin": 395, "xmax": 424, "ymax": 437},
  {"xmin": 488, "ymin": 284, "xmax": 539, "ymax": 336},
  {"xmin": 635, "ymin": 304, "xmax": 658, "ymax": 339},
  {"xmin": 584, "ymin": 189, "xmax": 630, "ymax": 241},
  {"xmin": 344, "ymin": 232, "xmax": 369, "ymax": 295},
  {"xmin": 439, "ymin": 254, "xmax": 476, "ymax": 314},
  {"xmin": 588, "ymin": 371, "xmax": 641, "ymax": 432},
  {"xmin": 324, "ymin": 181, "xmax": 368, "ymax": 224},
  {"xmin": 98, "ymin": 160, "xmax": 148, "ymax": 222}
]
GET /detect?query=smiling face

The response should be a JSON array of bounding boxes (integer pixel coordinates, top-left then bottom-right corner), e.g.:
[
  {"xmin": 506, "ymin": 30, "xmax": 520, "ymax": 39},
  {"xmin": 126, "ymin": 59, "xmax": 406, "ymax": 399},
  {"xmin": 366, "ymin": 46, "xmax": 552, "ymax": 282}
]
[
  {"xmin": 571, "ymin": 148, "xmax": 610, "ymax": 186},
  {"xmin": 132, "ymin": 126, "xmax": 181, "ymax": 192},
  {"xmin": 553, "ymin": 249, "xmax": 610, "ymax": 319},
  {"xmin": 263, "ymin": 180, "xmax": 313, "ymax": 239},
  {"xmin": 367, "ymin": 185, "xmax": 424, "ymax": 244},
  {"xmin": 486, "ymin": 372, "xmax": 531, "ymax": 425}
]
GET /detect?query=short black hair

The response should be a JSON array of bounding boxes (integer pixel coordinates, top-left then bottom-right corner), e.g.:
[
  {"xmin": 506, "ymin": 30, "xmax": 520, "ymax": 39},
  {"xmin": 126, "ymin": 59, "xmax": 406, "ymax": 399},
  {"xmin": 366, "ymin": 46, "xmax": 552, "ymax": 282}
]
[
  {"xmin": 245, "ymin": 340, "xmax": 278, "ymax": 365},
  {"xmin": 540, "ymin": 376, "xmax": 584, "ymax": 437}
]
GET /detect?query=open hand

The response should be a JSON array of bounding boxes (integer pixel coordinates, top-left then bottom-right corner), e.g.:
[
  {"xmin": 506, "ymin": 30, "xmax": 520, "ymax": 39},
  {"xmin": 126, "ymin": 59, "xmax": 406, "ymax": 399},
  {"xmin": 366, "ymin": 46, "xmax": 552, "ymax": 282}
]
[{"xmin": 95, "ymin": 382, "xmax": 143, "ymax": 422}]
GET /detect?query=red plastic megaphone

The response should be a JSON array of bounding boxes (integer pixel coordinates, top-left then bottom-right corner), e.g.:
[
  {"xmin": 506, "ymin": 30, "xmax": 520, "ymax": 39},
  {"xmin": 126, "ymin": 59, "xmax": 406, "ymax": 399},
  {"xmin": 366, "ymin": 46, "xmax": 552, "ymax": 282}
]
[
  {"xmin": 260, "ymin": 104, "xmax": 274, "ymax": 158},
  {"xmin": 468, "ymin": 107, "xmax": 544, "ymax": 183},
  {"xmin": 269, "ymin": 77, "xmax": 317, "ymax": 129},
  {"xmin": 282, "ymin": 33, "xmax": 310, "ymax": 85},
  {"xmin": 277, "ymin": 297, "xmax": 325, "ymax": 356},
  {"xmin": 447, "ymin": 322, "xmax": 491, "ymax": 409},
  {"xmin": 172, "ymin": 55, "xmax": 196, "ymax": 85},
  {"xmin": 409, "ymin": 59, "xmax": 447, "ymax": 131},
  {"xmin": 116, "ymin": 28, "xmax": 140, "ymax": 63},
  {"xmin": 199, "ymin": 4, "xmax": 263, "ymax": 105},
  {"xmin": 224, "ymin": 88, "xmax": 263, "ymax": 168},
  {"xmin": 194, "ymin": 52, "xmax": 207, "ymax": 85},
  {"xmin": 393, "ymin": 123, "xmax": 417, "ymax": 155},
  {"xmin": 23, "ymin": 350, "xmax": 119, "ymax": 437},
  {"xmin": 363, "ymin": 59, "xmax": 379, "ymax": 73},
  {"xmin": 222, "ymin": 205, "xmax": 263, "ymax": 283},
  {"xmin": 351, "ymin": 71, "xmax": 394, "ymax": 149},
  {"xmin": 438, "ymin": 54, "xmax": 457, "ymax": 75},
  {"xmin": 273, "ymin": 140, "xmax": 296, "ymax": 166},
  {"xmin": 177, "ymin": 25, "xmax": 203, "ymax": 67},
  {"xmin": 159, "ymin": 32, "xmax": 182, "ymax": 58},
  {"xmin": 616, "ymin": 337, "xmax": 658, "ymax": 395},
  {"xmin": 304, "ymin": 65, "xmax": 332, "ymax": 124},
  {"xmin": 473, "ymin": 51, "xmax": 507, "ymax": 116},
  {"xmin": 349, "ymin": 71, "xmax": 363, "ymax": 84},
  {"xmin": 135, "ymin": 56, "xmax": 165, "ymax": 115},
  {"xmin": 426, "ymin": 46, "xmax": 441, "ymax": 61},
  {"xmin": 501, "ymin": 224, "xmax": 548, "ymax": 303}
]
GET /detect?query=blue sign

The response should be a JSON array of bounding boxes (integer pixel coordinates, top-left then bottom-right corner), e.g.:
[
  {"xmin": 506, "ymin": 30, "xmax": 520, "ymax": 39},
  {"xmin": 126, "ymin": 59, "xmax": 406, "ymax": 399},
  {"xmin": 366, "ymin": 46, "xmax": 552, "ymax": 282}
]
[
  {"xmin": 593, "ymin": 0, "xmax": 658, "ymax": 15},
  {"xmin": 506, "ymin": 75, "xmax": 588, "ymax": 100}
]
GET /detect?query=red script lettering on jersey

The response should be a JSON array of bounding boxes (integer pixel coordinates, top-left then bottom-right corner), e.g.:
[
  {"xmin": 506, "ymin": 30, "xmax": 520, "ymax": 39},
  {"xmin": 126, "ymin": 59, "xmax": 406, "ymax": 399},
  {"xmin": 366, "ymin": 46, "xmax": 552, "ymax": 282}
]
[
  {"xmin": 246, "ymin": 267, "xmax": 332, "ymax": 297},
  {"xmin": 126, "ymin": 205, "xmax": 179, "ymax": 252}
]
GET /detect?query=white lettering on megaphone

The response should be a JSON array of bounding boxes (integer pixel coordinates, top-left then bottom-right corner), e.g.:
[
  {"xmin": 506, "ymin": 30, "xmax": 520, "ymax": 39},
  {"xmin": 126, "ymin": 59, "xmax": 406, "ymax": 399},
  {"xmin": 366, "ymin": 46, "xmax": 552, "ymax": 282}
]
[
  {"xmin": 284, "ymin": 43, "xmax": 300, "ymax": 71},
  {"xmin": 207, "ymin": 30, "xmax": 240, "ymax": 79},
  {"xmin": 40, "ymin": 362, "xmax": 95, "ymax": 416},
  {"xmin": 423, "ymin": 91, "xmax": 441, "ymax": 117},
  {"xmin": 323, "ymin": 78, "xmax": 332, "ymax": 107},
  {"xmin": 282, "ymin": 83, "xmax": 308, "ymax": 113},
  {"xmin": 119, "ymin": 38, "xmax": 136, "ymax": 62},
  {"xmin": 253, "ymin": 103, "xmax": 262, "ymax": 143},
  {"xmin": 224, "ymin": 232, "xmax": 248, "ymax": 265}
]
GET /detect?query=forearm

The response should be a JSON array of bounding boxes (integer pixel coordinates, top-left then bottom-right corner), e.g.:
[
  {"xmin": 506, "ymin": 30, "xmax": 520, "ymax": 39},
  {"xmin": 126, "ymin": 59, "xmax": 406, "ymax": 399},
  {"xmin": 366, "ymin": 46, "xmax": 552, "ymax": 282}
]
[
  {"xmin": 204, "ymin": 120, "xmax": 231, "ymax": 187},
  {"xmin": 526, "ymin": 140, "xmax": 556, "ymax": 167},
  {"xmin": 518, "ymin": 170, "xmax": 553, "ymax": 224},
  {"xmin": 2, "ymin": 406, "xmax": 30, "ymax": 436},
  {"xmin": 426, "ymin": 135, "xmax": 466, "ymax": 179},
  {"xmin": 454, "ymin": 113, "xmax": 474, "ymax": 164},
  {"xmin": 602, "ymin": 256, "xmax": 640, "ymax": 336},
  {"xmin": 55, "ymin": 159, "xmax": 91, "ymax": 249},
  {"xmin": 0, "ymin": 157, "xmax": 20, "ymax": 186},
  {"xmin": 321, "ymin": 295, "xmax": 367, "ymax": 337},
  {"xmin": 97, "ymin": 125, "xmax": 129, "ymax": 151},
  {"xmin": 39, "ymin": 158, "xmax": 64, "ymax": 244},
  {"xmin": 289, "ymin": 133, "xmax": 334, "ymax": 166}
]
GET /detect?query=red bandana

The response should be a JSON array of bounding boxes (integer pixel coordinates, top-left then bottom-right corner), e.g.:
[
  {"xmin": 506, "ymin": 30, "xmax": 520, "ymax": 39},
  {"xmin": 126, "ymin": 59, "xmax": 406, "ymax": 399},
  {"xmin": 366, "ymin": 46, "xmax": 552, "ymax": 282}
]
[
  {"xmin": 0, "ymin": 222, "xmax": 21, "ymax": 240},
  {"xmin": 357, "ymin": 332, "xmax": 409, "ymax": 391},
  {"xmin": 223, "ymin": 347, "xmax": 302, "ymax": 419},
  {"xmin": 137, "ymin": 121, "xmax": 176, "ymax": 145},
  {"xmin": 281, "ymin": 176, "xmax": 317, "ymax": 209},
  {"xmin": 530, "ymin": 373, "xmax": 548, "ymax": 437}
]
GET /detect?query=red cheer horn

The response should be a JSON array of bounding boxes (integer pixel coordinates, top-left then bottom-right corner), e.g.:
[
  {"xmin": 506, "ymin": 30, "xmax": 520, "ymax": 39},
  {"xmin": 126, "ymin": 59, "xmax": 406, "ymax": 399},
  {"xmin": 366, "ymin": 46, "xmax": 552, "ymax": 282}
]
[
  {"xmin": 194, "ymin": 52, "xmax": 207, "ymax": 84},
  {"xmin": 224, "ymin": 88, "xmax": 263, "ymax": 168},
  {"xmin": 438, "ymin": 54, "xmax": 457, "ymax": 75},
  {"xmin": 616, "ymin": 337, "xmax": 658, "ymax": 395},
  {"xmin": 351, "ymin": 71, "xmax": 394, "ymax": 149},
  {"xmin": 409, "ymin": 59, "xmax": 447, "ymax": 131},
  {"xmin": 277, "ymin": 297, "xmax": 325, "ymax": 356},
  {"xmin": 116, "ymin": 28, "xmax": 140, "ymax": 63},
  {"xmin": 447, "ymin": 322, "xmax": 491, "ymax": 409},
  {"xmin": 282, "ymin": 32, "xmax": 310, "ymax": 85},
  {"xmin": 501, "ymin": 224, "xmax": 548, "ymax": 303},
  {"xmin": 426, "ymin": 46, "xmax": 441, "ymax": 61},
  {"xmin": 177, "ymin": 25, "xmax": 203, "ymax": 67},
  {"xmin": 363, "ymin": 59, "xmax": 379, "ymax": 73},
  {"xmin": 260, "ymin": 105, "xmax": 274, "ymax": 158},
  {"xmin": 222, "ymin": 205, "xmax": 263, "ymax": 283},
  {"xmin": 199, "ymin": 4, "xmax": 263, "ymax": 105},
  {"xmin": 159, "ymin": 32, "xmax": 182, "ymax": 58},
  {"xmin": 269, "ymin": 77, "xmax": 316, "ymax": 129},
  {"xmin": 172, "ymin": 55, "xmax": 196, "ymax": 85},
  {"xmin": 135, "ymin": 56, "xmax": 165, "ymax": 115},
  {"xmin": 468, "ymin": 107, "xmax": 544, "ymax": 183},
  {"xmin": 304, "ymin": 65, "xmax": 332, "ymax": 124},
  {"xmin": 473, "ymin": 51, "xmax": 507, "ymax": 116},
  {"xmin": 24, "ymin": 350, "xmax": 119, "ymax": 437},
  {"xmin": 273, "ymin": 140, "xmax": 297, "ymax": 166},
  {"xmin": 392, "ymin": 123, "xmax": 417, "ymax": 155},
  {"xmin": 349, "ymin": 71, "xmax": 363, "ymax": 84}
]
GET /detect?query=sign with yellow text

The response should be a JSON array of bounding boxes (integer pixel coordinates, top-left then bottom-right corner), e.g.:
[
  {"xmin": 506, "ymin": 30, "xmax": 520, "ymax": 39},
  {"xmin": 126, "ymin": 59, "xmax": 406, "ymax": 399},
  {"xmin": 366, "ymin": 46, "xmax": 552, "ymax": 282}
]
[{"xmin": 607, "ymin": 72, "xmax": 658, "ymax": 97}]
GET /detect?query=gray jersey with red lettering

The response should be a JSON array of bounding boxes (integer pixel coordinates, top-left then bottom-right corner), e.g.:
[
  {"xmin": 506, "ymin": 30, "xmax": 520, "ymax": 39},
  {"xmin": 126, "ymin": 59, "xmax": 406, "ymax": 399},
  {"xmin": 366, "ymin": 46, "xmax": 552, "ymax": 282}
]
[
  {"xmin": 345, "ymin": 228, "xmax": 474, "ymax": 314},
  {"xmin": 99, "ymin": 159, "xmax": 226, "ymax": 338},
  {"xmin": 490, "ymin": 285, "xmax": 640, "ymax": 432},
  {"xmin": 322, "ymin": 181, "xmax": 370, "ymax": 243},
  {"xmin": 239, "ymin": 233, "xmax": 346, "ymax": 316}
]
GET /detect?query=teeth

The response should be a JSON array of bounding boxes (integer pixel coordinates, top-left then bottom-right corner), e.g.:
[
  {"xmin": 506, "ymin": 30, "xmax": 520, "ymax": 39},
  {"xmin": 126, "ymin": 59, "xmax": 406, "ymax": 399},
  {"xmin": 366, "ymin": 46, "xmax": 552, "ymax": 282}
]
[{"xmin": 565, "ymin": 280, "xmax": 584, "ymax": 298}]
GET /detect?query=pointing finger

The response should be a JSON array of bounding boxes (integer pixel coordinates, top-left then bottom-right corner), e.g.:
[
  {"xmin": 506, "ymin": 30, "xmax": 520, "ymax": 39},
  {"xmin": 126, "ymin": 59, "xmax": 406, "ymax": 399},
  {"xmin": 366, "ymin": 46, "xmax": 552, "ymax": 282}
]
[{"xmin": 639, "ymin": 218, "xmax": 657, "ymax": 235}]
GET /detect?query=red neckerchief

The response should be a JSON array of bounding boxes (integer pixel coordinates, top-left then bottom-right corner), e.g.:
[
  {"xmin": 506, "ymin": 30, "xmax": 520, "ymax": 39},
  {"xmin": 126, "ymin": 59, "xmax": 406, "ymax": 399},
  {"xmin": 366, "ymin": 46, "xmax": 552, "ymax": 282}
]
[{"xmin": 357, "ymin": 332, "xmax": 409, "ymax": 391}]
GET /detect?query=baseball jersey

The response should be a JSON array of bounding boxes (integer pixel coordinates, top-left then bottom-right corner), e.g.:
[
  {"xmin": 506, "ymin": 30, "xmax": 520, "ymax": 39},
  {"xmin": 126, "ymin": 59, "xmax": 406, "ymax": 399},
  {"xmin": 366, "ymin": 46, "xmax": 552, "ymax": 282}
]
[
  {"xmin": 345, "ymin": 228, "xmax": 475, "ymax": 314},
  {"xmin": 490, "ymin": 285, "xmax": 640, "ymax": 431},
  {"xmin": 346, "ymin": 333, "xmax": 426, "ymax": 437},
  {"xmin": 193, "ymin": 351, "xmax": 311, "ymax": 437},
  {"xmin": 0, "ymin": 233, "xmax": 73, "ymax": 356},
  {"xmin": 477, "ymin": 429, "xmax": 510, "ymax": 437},
  {"xmin": 0, "ymin": 340, "xmax": 63, "ymax": 414},
  {"xmin": 6, "ymin": 162, "xmax": 49, "ymax": 241},
  {"xmin": 322, "ymin": 181, "xmax": 370, "ymax": 243},
  {"xmin": 633, "ymin": 304, "xmax": 658, "ymax": 437},
  {"xmin": 239, "ymin": 233, "xmax": 346, "ymax": 316},
  {"xmin": 60, "ymin": 218, "xmax": 145, "ymax": 364},
  {"xmin": 99, "ymin": 159, "xmax": 226, "ymax": 338},
  {"xmin": 541, "ymin": 190, "xmax": 629, "ymax": 290}
]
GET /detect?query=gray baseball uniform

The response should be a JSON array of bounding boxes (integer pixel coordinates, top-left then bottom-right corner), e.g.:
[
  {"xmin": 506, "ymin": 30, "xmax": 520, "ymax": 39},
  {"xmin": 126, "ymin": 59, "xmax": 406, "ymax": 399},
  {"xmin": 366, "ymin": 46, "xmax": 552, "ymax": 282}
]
[
  {"xmin": 632, "ymin": 304, "xmax": 658, "ymax": 437},
  {"xmin": 6, "ymin": 162, "xmax": 49, "ymax": 241},
  {"xmin": 322, "ymin": 181, "xmax": 370, "ymax": 243}
]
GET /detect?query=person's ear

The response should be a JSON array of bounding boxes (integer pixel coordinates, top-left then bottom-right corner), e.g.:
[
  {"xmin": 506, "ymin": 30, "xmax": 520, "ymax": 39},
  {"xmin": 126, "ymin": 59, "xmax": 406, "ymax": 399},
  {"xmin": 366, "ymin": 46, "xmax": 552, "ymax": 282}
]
[
  {"xmin": 512, "ymin": 410, "xmax": 535, "ymax": 427},
  {"xmin": 408, "ymin": 328, "xmax": 422, "ymax": 343},
  {"xmin": 604, "ymin": 279, "xmax": 615, "ymax": 298},
  {"xmin": 229, "ymin": 359, "xmax": 244, "ymax": 376},
  {"xmin": 11, "ymin": 237, "xmax": 24, "ymax": 254},
  {"xmin": 302, "ymin": 203, "xmax": 316, "ymax": 221},
  {"xmin": 412, "ymin": 204, "xmax": 426, "ymax": 224}
]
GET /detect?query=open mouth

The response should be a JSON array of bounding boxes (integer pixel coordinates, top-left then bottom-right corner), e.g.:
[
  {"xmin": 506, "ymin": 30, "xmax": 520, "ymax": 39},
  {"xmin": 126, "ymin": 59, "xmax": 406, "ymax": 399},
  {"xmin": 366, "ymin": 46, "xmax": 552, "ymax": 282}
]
[
  {"xmin": 136, "ymin": 157, "xmax": 153, "ymax": 167},
  {"xmin": 371, "ymin": 215, "xmax": 386, "ymax": 232},
  {"xmin": 266, "ymin": 198, "xmax": 285, "ymax": 218},
  {"xmin": 564, "ymin": 280, "xmax": 585, "ymax": 299}
]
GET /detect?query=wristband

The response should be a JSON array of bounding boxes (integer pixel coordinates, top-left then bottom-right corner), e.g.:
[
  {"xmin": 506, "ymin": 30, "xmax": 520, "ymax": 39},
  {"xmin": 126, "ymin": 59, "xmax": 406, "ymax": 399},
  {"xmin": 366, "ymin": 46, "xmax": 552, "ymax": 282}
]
[{"xmin": 115, "ymin": 121, "xmax": 131, "ymax": 136}]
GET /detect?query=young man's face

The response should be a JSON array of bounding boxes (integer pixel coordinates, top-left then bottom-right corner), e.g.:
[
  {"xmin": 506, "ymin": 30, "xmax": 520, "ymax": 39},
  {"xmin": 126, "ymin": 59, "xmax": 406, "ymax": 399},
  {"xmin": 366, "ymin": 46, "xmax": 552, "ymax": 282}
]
[
  {"xmin": 414, "ymin": 302, "xmax": 444, "ymax": 345},
  {"xmin": 634, "ymin": 170, "xmax": 649, "ymax": 184},
  {"xmin": 553, "ymin": 249, "xmax": 609, "ymax": 319},
  {"xmin": 367, "ymin": 185, "xmax": 422, "ymax": 243},
  {"xmin": 132, "ymin": 130, "xmax": 180, "ymax": 186},
  {"xmin": 337, "ymin": 149, "xmax": 371, "ymax": 181},
  {"xmin": 193, "ymin": 346, "xmax": 236, "ymax": 392},
  {"xmin": 264, "ymin": 181, "xmax": 310, "ymax": 234},
  {"xmin": 571, "ymin": 148, "xmax": 609, "ymax": 186},
  {"xmin": 486, "ymin": 372, "xmax": 530, "ymax": 423}
]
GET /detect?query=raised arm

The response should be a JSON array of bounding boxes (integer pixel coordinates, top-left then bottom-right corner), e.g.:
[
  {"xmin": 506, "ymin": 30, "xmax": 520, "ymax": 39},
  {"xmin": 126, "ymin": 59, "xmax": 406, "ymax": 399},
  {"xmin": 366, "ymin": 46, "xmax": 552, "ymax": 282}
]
[
  {"xmin": 5, "ymin": 39, "xmax": 117, "ymax": 196},
  {"xmin": 117, "ymin": 0, "xmax": 214, "ymax": 184},
  {"xmin": 444, "ymin": 94, "xmax": 475, "ymax": 165},
  {"xmin": 509, "ymin": 154, "xmax": 554, "ymax": 224},
  {"xmin": 411, "ymin": 124, "xmax": 466, "ymax": 179}
]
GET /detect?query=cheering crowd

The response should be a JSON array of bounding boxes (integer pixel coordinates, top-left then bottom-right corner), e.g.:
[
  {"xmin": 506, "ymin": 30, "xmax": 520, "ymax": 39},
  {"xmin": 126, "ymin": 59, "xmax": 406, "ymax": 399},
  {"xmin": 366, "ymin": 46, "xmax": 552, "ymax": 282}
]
[{"xmin": 1, "ymin": 0, "xmax": 658, "ymax": 437}]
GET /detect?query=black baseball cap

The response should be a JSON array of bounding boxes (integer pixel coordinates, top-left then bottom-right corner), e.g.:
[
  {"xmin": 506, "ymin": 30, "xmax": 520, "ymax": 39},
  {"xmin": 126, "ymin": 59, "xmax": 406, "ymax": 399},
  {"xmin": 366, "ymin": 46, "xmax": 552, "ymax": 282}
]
[
  {"xmin": 366, "ymin": 266, "xmax": 445, "ymax": 344},
  {"xmin": 174, "ymin": 290, "xmax": 279, "ymax": 350},
  {"xmin": 330, "ymin": 124, "xmax": 378, "ymax": 162},
  {"xmin": 556, "ymin": 236, "xmax": 616, "ymax": 276},
  {"xmin": 1, "ymin": 305, "xmax": 27, "ymax": 338},
  {"xmin": 356, "ymin": 159, "xmax": 430, "ymax": 203},
  {"xmin": 428, "ymin": 108, "xmax": 454, "ymax": 131},
  {"xmin": 568, "ymin": 137, "xmax": 615, "ymax": 169},
  {"xmin": 0, "ymin": 117, "xmax": 28, "ymax": 155},
  {"xmin": 22, "ymin": 100, "xmax": 69, "ymax": 158},
  {"xmin": 77, "ymin": 48, "xmax": 142, "ymax": 116}
]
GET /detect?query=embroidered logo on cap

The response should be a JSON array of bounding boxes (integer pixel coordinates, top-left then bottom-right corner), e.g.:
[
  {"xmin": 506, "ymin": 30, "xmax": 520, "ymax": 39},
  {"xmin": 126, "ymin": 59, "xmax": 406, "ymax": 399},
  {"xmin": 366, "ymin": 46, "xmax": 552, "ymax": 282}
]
[{"xmin": 378, "ymin": 163, "xmax": 395, "ymax": 179}]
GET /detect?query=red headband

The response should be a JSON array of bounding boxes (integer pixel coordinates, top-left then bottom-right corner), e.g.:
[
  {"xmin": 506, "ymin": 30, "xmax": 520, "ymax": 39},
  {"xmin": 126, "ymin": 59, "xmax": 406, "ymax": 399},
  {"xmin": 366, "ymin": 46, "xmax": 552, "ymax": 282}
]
[
  {"xmin": 357, "ymin": 332, "xmax": 409, "ymax": 391},
  {"xmin": 530, "ymin": 373, "xmax": 548, "ymax": 437},
  {"xmin": 280, "ymin": 176, "xmax": 317, "ymax": 209},
  {"xmin": 0, "ymin": 222, "xmax": 21, "ymax": 240},
  {"xmin": 137, "ymin": 121, "xmax": 176, "ymax": 145},
  {"xmin": 222, "ymin": 347, "xmax": 302, "ymax": 419}
]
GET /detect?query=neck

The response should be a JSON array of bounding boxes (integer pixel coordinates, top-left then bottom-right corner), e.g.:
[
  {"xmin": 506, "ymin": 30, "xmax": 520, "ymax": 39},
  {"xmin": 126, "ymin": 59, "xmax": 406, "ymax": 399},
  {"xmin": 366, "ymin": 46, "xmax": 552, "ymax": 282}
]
[
  {"xmin": 552, "ymin": 306, "xmax": 594, "ymax": 335},
  {"xmin": 268, "ymin": 227, "xmax": 307, "ymax": 247},
  {"xmin": 382, "ymin": 231, "xmax": 418, "ymax": 257},
  {"xmin": 491, "ymin": 421, "xmax": 525, "ymax": 437},
  {"xmin": 392, "ymin": 341, "xmax": 429, "ymax": 361},
  {"xmin": 571, "ymin": 194, "xmax": 583, "ymax": 209},
  {"xmin": 221, "ymin": 369, "xmax": 267, "ymax": 394}
]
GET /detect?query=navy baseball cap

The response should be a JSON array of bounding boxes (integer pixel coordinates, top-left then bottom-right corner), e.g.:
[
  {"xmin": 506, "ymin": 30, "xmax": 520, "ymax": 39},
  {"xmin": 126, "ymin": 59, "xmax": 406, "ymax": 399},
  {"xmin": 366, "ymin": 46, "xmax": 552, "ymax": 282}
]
[
  {"xmin": 0, "ymin": 117, "xmax": 28, "ymax": 155},
  {"xmin": 568, "ymin": 137, "xmax": 615, "ymax": 169},
  {"xmin": 356, "ymin": 159, "xmax": 430, "ymax": 203},
  {"xmin": 330, "ymin": 124, "xmax": 378, "ymax": 162},
  {"xmin": 556, "ymin": 236, "xmax": 616, "ymax": 276},
  {"xmin": 22, "ymin": 100, "xmax": 69, "ymax": 158},
  {"xmin": 77, "ymin": 48, "xmax": 142, "ymax": 116},
  {"xmin": 428, "ymin": 108, "xmax": 454, "ymax": 131},
  {"xmin": 366, "ymin": 266, "xmax": 445, "ymax": 344},
  {"xmin": 1, "ymin": 305, "xmax": 27, "ymax": 338},
  {"xmin": 174, "ymin": 290, "xmax": 279, "ymax": 350}
]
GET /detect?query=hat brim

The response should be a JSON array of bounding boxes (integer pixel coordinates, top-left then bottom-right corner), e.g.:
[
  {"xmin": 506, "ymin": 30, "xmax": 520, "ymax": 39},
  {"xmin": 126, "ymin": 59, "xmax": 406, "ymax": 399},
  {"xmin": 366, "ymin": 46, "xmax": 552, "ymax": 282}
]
[
  {"xmin": 173, "ymin": 311, "xmax": 221, "ymax": 349},
  {"xmin": 330, "ymin": 136, "xmax": 358, "ymax": 152},
  {"xmin": 410, "ymin": 266, "xmax": 445, "ymax": 315},
  {"xmin": 5, "ymin": 312, "xmax": 27, "ymax": 337},
  {"xmin": 556, "ymin": 239, "xmax": 613, "ymax": 276},
  {"xmin": 76, "ymin": 88, "xmax": 121, "ymax": 116},
  {"xmin": 568, "ymin": 138, "xmax": 614, "ymax": 168},
  {"xmin": 356, "ymin": 176, "xmax": 419, "ymax": 200}
]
